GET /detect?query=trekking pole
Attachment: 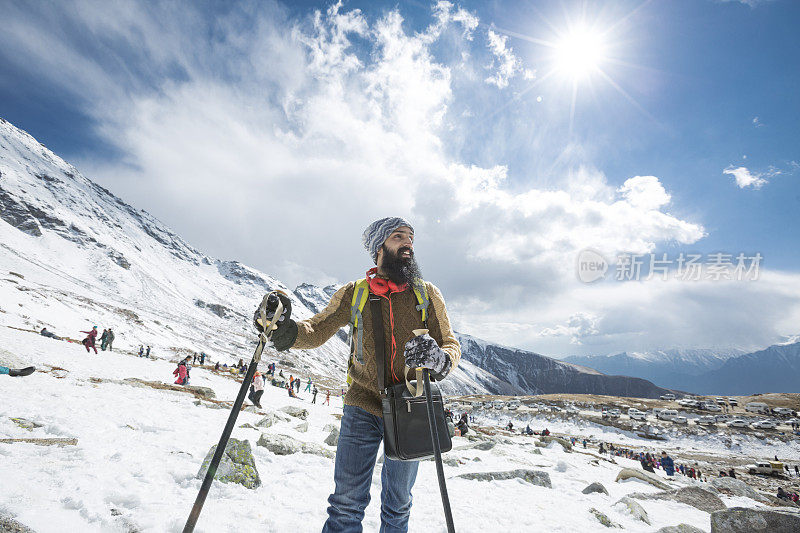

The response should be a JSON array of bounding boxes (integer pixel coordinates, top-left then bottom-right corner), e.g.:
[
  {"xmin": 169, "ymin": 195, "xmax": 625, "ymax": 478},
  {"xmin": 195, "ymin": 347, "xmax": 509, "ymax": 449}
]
[
  {"xmin": 182, "ymin": 293, "xmax": 284, "ymax": 533},
  {"xmin": 422, "ymin": 367, "xmax": 456, "ymax": 533}
]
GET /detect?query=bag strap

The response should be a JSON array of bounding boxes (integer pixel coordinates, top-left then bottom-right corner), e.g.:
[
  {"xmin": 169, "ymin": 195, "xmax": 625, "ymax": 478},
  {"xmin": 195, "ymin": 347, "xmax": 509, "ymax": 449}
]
[{"xmin": 369, "ymin": 295, "xmax": 387, "ymax": 395}]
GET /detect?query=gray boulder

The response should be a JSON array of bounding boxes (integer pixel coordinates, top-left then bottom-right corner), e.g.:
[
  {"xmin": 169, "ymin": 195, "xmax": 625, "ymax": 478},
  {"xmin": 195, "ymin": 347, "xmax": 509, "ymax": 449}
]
[
  {"xmin": 614, "ymin": 496, "xmax": 650, "ymax": 525},
  {"xmin": 657, "ymin": 525, "xmax": 705, "ymax": 533},
  {"xmin": 443, "ymin": 457, "xmax": 460, "ymax": 467},
  {"xmin": 457, "ymin": 469, "xmax": 552, "ymax": 488},
  {"xmin": 196, "ymin": 438, "xmax": 260, "ymax": 489},
  {"xmin": 256, "ymin": 433, "xmax": 302, "ymax": 455},
  {"xmin": 301, "ymin": 443, "xmax": 336, "ymax": 459},
  {"xmin": 294, "ymin": 421, "xmax": 309, "ymax": 433},
  {"xmin": 582, "ymin": 482, "xmax": 609, "ymax": 495},
  {"xmin": 540, "ymin": 435, "xmax": 572, "ymax": 451},
  {"xmin": 0, "ymin": 513, "xmax": 37, "ymax": 533},
  {"xmin": 186, "ymin": 385, "xmax": 215, "ymax": 399},
  {"xmin": 633, "ymin": 486, "xmax": 725, "ymax": 513},
  {"xmin": 474, "ymin": 441, "xmax": 496, "ymax": 451},
  {"xmin": 10, "ymin": 418, "xmax": 43, "ymax": 430},
  {"xmin": 709, "ymin": 476, "xmax": 770, "ymax": 503},
  {"xmin": 589, "ymin": 508, "xmax": 621, "ymax": 528},
  {"xmin": 280, "ymin": 406, "xmax": 309, "ymax": 420},
  {"xmin": 614, "ymin": 467, "xmax": 671, "ymax": 490},
  {"xmin": 323, "ymin": 423, "xmax": 338, "ymax": 433},
  {"xmin": 255, "ymin": 415, "xmax": 276, "ymax": 429},
  {"xmin": 710, "ymin": 506, "xmax": 800, "ymax": 533},
  {"xmin": 324, "ymin": 427, "xmax": 340, "ymax": 447}
]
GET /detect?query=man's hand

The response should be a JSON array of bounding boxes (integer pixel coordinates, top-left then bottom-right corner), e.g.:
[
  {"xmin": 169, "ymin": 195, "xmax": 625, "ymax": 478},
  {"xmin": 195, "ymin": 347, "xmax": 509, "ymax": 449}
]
[
  {"xmin": 253, "ymin": 292, "xmax": 292, "ymax": 332},
  {"xmin": 253, "ymin": 292, "xmax": 297, "ymax": 351},
  {"xmin": 403, "ymin": 333, "xmax": 452, "ymax": 379}
]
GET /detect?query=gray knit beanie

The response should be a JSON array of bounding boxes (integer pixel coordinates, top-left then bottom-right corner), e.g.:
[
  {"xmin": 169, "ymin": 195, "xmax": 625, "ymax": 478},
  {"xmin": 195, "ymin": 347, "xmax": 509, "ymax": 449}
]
[{"xmin": 362, "ymin": 217, "xmax": 414, "ymax": 264}]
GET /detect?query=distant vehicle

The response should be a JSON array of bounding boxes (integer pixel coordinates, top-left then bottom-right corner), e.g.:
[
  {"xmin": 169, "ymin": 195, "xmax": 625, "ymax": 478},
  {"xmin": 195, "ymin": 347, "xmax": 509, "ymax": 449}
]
[
  {"xmin": 697, "ymin": 415, "xmax": 717, "ymax": 426},
  {"xmin": 703, "ymin": 403, "xmax": 722, "ymax": 413},
  {"xmin": 773, "ymin": 407, "xmax": 794, "ymax": 417},
  {"xmin": 728, "ymin": 398, "xmax": 738, "ymax": 406},
  {"xmin": 493, "ymin": 400, "xmax": 505, "ymax": 410},
  {"xmin": 715, "ymin": 414, "xmax": 731, "ymax": 423},
  {"xmin": 660, "ymin": 394, "xmax": 676, "ymax": 401},
  {"xmin": 507, "ymin": 400, "xmax": 520, "ymax": 411},
  {"xmin": 787, "ymin": 417, "xmax": 800, "ymax": 425},
  {"xmin": 672, "ymin": 416, "xmax": 688, "ymax": 425},
  {"xmin": 745, "ymin": 402, "xmax": 770, "ymax": 414},
  {"xmin": 628, "ymin": 408, "xmax": 646, "ymax": 421},
  {"xmin": 727, "ymin": 419, "xmax": 749, "ymax": 428},
  {"xmin": 602, "ymin": 409, "xmax": 620, "ymax": 419},
  {"xmin": 657, "ymin": 409, "xmax": 679, "ymax": 421},
  {"xmin": 652, "ymin": 407, "xmax": 665, "ymax": 416},
  {"xmin": 471, "ymin": 401, "xmax": 482, "ymax": 409},
  {"xmin": 483, "ymin": 401, "xmax": 493, "ymax": 409},
  {"xmin": 678, "ymin": 399, "xmax": 699, "ymax": 408},
  {"xmin": 566, "ymin": 405, "xmax": 580, "ymax": 414},
  {"xmin": 716, "ymin": 397, "xmax": 726, "ymax": 405},
  {"xmin": 550, "ymin": 405, "xmax": 563, "ymax": 412},
  {"xmin": 750, "ymin": 419, "xmax": 777, "ymax": 430},
  {"xmin": 747, "ymin": 461, "xmax": 784, "ymax": 476}
]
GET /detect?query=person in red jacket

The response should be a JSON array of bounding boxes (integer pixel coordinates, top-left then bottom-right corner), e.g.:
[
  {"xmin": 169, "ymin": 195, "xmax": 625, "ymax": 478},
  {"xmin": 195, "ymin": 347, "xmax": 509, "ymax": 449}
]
[
  {"xmin": 173, "ymin": 356, "xmax": 191, "ymax": 385},
  {"xmin": 80, "ymin": 326, "xmax": 98, "ymax": 354}
]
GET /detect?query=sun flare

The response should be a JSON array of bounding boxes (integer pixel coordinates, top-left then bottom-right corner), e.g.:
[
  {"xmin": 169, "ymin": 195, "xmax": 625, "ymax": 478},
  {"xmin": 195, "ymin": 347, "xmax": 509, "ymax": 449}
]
[{"xmin": 554, "ymin": 25, "xmax": 606, "ymax": 80}]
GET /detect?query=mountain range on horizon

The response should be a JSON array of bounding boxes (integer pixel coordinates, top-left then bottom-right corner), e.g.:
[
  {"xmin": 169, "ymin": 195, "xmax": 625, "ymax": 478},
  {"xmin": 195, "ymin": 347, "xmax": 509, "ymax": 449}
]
[{"xmin": 1, "ymin": 116, "xmax": 797, "ymax": 398}]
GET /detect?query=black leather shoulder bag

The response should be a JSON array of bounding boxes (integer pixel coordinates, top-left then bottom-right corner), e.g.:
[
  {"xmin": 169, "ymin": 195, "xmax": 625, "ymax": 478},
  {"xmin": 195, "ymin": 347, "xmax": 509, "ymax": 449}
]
[{"xmin": 370, "ymin": 294, "xmax": 452, "ymax": 461}]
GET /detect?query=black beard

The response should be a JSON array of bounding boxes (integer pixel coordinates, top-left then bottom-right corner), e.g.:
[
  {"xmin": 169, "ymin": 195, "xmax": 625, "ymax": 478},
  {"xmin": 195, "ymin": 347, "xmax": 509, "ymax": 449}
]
[{"xmin": 381, "ymin": 244, "xmax": 422, "ymax": 285}]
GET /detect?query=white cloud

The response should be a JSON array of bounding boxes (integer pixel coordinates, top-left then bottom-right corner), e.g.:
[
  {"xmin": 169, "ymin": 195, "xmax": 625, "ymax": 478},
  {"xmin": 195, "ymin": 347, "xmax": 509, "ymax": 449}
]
[
  {"xmin": 723, "ymin": 166, "xmax": 768, "ymax": 189},
  {"xmin": 484, "ymin": 29, "xmax": 534, "ymax": 88},
  {"xmin": 538, "ymin": 313, "xmax": 600, "ymax": 345},
  {"xmin": 4, "ymin": 1, "xmax": 797, "ymax": 356},
  {"xmin": 752, "ymin": 116, "xmax": 764, "ymax": 128}
]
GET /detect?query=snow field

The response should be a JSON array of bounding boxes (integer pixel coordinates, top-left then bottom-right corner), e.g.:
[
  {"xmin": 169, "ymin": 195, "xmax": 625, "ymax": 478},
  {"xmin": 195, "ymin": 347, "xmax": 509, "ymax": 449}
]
[{"xmin": 0, "ymin": 326, "xmax": 778, "ymax": 532}]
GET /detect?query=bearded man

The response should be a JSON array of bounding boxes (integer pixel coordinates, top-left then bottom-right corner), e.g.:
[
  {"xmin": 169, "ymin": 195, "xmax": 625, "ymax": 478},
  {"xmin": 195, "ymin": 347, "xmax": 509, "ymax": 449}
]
[{"xmin": 254, "ymin": 217, "xmax": 460, "ymax": 532}]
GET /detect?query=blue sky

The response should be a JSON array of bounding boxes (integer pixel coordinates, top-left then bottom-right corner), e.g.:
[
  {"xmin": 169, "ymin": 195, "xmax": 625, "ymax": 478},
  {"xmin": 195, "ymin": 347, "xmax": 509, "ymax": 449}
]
[{"xmin": 1, "ymin": 0, "xmax": 798, "ymax": 356}]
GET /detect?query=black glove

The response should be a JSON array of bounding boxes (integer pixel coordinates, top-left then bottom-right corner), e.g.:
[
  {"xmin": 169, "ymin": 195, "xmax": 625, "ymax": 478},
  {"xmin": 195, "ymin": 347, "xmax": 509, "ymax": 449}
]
[
  {"xmin": 403, "ymin": 333, "xmax": 452, "ymax": 379},
  {"xmin": 253, "ymin": 292, "xmax": 297, "ymax": 352}
]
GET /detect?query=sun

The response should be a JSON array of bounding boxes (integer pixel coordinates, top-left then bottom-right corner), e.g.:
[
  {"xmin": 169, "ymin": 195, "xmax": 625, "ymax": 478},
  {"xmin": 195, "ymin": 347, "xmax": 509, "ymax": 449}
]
[{"xmin": 553, "ymin": 25, "xmax": 606, "ymax": 80}]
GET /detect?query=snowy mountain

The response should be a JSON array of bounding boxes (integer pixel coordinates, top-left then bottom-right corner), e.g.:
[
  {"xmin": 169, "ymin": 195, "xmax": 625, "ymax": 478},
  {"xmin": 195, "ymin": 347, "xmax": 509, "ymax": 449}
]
[
  {"xmin": 0, "ymin": 117, "xmax": 348, "ymax": 383},
  {"xmin": 682, "ymin": 341, "xmax": 800, "ymax": 395},
  {"xmin": 456, "ymin": 333, "xmax": 674, "ymax": 398},
  {"xmin": 563, "ymin": 348, "xmax": 747, "ymax": 391}
]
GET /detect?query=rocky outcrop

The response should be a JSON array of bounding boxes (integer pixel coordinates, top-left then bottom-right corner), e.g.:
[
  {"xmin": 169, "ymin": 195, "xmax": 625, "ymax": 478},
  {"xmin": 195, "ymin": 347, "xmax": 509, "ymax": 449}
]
[
  {"xmin": 540, "ymin": 435, "xmax": 572, "ymax": 451},
  {"xmin": 324, "ymin": 427, "xmax": 340, "ymax": 447},
  {"xmin": 457, "ymin": 469, "xmax": 552, "ymax": 488},
  {"xmin": 589, "ymin": 508, "xmax": 620, "ymax": 528},
  {"xmin": 582, "ymin": 482, "xmax": 609, "ymax": 495},
  {"xmin": 614, "ymin": 496, "xmax": 650, "ymax": 525},
  {"xmin": 710, "ymin": 506, "xmax": 800, "ymax": 533},
  {"xmin": 709, "ymin": 476, "xmax": 769, "ymax": 503},
  {"xmin": 280, "ymin": 406, "xmax": 309, "ymax": 420},
  {"xmin": 257, "ymin": 433, "xmax": 302, "ymax": 455},
  {"xmin": 196, "ymin": 438, "xmax": 260, "ymax": 489},
  {"xmin": 614, "ymin": 468, "xmax": 671, "ymax": 490},
  {"xmin": 657, "ymin": 525, "xmax": 705, "ymax": 533},
  {"xmin": 632, "ymin": 486, "xmax": 725, "ymax": 513},
  {"xmin": 0, "ymin": 514, "xmax": 37, "ymax": 533}
]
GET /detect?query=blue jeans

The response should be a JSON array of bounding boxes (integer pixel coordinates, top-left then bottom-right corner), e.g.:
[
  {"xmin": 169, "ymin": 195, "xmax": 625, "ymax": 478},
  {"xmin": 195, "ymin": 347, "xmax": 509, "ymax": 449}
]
[
  {"xmin": 0, "ymin": 366, "xmax": 8, "ymax": 375},
  {"xmin": 322, "ymin": 405, "xmax": 419, "ymax": 533}
]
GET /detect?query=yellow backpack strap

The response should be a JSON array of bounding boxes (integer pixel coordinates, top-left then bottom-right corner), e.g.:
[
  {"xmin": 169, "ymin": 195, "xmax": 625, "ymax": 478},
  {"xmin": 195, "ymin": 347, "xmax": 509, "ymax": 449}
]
[
  {"xmin": 346, "ymin": 279, "xmax": 370, "ymax": 385},
  {"xmin": 412, "ymin": 278, "xmax": 430, "ymax": 325}
]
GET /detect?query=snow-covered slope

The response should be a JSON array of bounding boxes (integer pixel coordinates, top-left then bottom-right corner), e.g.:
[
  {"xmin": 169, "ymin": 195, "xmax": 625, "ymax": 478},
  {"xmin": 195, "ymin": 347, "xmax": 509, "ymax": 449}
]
[{"xmin": 0, "ymin": 117, "xmax": 347, "ymax": 381}]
